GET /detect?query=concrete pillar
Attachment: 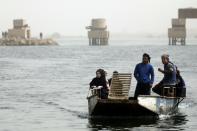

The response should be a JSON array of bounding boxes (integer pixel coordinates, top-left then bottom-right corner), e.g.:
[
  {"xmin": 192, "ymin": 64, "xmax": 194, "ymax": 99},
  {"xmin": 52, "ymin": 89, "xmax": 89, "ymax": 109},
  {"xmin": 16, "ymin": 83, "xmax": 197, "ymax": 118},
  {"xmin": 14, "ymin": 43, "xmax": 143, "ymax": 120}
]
[
  {"xmin": 89, "ymin": 39, "xmax": 92, "ymax": 45},
  {"xmin": 169, "ymin": 38, "xmax": 171, "ymax": 45},
  {"xmin": 27, "ymin": 30, "xmax": 30, "ymax": 39},
  {"xmin": 181, "ymin": 38, "xmax": 186, "ymax": 45},
  {"xmin": 175, "ymin": 38, "xmax": 177, "ymax": 45},
  {"xmin": 40, "ymin": 32, "xmax": 43, "ymax": 39}
]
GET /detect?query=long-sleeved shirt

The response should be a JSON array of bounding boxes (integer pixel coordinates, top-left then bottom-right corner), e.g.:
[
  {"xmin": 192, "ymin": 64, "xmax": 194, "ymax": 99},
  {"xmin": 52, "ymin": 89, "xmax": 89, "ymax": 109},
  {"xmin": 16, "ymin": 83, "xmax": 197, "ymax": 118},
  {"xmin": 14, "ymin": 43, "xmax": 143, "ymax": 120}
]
[
  {"xmin": 162, "ymin": 61, "xmax": 176, "ymax": 85},
  {"xmin": 134, "ymin": 63, "xmax": 154, "ymax": 84}
]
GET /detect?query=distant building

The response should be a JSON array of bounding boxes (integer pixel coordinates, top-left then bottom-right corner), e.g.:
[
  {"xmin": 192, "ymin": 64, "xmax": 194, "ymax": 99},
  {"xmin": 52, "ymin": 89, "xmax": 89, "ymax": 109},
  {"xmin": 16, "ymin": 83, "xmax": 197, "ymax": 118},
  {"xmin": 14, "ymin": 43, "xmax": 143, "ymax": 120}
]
[
  {"xmin": 179, "ymin": 8, "xmax": 197, "ymax": 19},
  {"xmin": 168, "ymin": 8, "xmax": 197, "ymax": 45},
  {"xmin": 0, "ymin": 19, "xmax": 58, "ymax": 46},
  {"xmin": 168, "ymin": 18, "xmax": 186, "ymax": 45},
  {"xmin": 8, "ymin": 19, "xmax": 31, "ymax": 39},
  {"xmin": 86, "ymin": 18, "xmax": 109, "ymax": 46}
]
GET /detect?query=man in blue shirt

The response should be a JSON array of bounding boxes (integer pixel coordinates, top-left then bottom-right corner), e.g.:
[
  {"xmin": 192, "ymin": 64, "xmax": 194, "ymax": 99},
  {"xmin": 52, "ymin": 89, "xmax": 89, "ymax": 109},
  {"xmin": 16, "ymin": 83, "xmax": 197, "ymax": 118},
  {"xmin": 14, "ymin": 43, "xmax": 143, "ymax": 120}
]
[{"xmin": 134, "ymin": 53, "xmax": 154, "ymax": 99}]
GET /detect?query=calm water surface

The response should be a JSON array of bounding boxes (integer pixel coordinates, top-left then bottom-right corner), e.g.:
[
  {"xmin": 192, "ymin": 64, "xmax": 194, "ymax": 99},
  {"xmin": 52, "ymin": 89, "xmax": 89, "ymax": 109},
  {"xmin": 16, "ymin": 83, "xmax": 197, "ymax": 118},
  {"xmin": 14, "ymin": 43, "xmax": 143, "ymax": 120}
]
[{"xmin": 0, "ymin": 39, "xmax": 196, "ymax": 131}]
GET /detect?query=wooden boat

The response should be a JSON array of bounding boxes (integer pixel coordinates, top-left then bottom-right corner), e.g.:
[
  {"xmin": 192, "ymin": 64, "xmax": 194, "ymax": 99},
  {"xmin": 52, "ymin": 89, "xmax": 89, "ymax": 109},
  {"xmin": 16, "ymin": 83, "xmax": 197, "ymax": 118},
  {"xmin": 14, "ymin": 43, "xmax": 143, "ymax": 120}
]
[{"xmin": 87, "ymin": 73, "xmax": 185, "ymax": 117}]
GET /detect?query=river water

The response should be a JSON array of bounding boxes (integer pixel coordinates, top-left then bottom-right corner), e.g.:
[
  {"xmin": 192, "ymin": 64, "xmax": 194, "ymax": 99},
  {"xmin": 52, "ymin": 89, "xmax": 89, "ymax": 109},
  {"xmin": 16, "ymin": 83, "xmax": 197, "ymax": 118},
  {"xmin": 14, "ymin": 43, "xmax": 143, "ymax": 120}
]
[{"xmin": 0, "ymin": 38, "xmax": 196, "ymax": 130}]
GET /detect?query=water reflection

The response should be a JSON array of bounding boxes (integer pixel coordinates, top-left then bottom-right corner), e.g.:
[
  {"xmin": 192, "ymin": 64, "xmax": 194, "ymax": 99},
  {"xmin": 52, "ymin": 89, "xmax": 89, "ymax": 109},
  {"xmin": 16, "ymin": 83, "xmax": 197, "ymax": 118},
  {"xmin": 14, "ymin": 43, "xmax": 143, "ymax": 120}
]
[
  {"xmin": 88, "ymin": 117, "xmax": 158, "ymax": 130},
  {"xmin": 87, "ymin": 112, "xmax": 188, "ymax": 130},
  {"xmin": 156, "ymin": 112, "xmax": 188, "ymax": 130}
]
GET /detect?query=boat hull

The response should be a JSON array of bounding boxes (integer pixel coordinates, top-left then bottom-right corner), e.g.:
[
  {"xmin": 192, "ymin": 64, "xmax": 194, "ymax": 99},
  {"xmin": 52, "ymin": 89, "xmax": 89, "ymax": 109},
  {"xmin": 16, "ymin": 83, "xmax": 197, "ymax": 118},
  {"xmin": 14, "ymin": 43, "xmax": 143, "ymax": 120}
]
[
  {"xmin": 88, "ymin": 95, "xmax": 157, "ymax": 117},
  {"xmin": 88, "ymin": 95, "xmax": 183, "ymax": 117},
  {"xmin": 138, "ymin": 95, "xmax": 182, "ymax": 115}
]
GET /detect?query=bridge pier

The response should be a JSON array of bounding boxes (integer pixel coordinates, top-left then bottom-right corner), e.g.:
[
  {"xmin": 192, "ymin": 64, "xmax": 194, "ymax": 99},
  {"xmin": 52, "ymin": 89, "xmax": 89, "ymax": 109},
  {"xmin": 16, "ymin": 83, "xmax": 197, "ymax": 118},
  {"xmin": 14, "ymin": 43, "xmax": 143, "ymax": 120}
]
[
  {"xmin": 168, "ymin": 8, "xmax": 197, "ymax": 46},
  {"xmin": 168, "ymin": 18, "xmax": 186, "ymax": 46},
  {"xmin": 169, "ymin": 37, "xmax": 186, "ymax": 46},
  {"xmin": 86, "ymin": 18, "xmax": 109, "ymax": 46}
]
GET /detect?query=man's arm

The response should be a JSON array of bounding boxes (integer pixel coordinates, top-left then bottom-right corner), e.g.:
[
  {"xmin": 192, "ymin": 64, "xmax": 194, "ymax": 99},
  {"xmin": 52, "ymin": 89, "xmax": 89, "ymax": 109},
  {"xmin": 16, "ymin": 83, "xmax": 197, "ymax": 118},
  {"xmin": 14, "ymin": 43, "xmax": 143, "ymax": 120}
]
[
  {"xmin": 158, "ymin": 63, "xmax": 173, "ymax": 74},
  {"xmin": 150, "ymin": 65, "xmax": 154, "ymax": 85},
  {"xmin": 134, "ymin": 64, "xmax": 139, "ymax": 81}
]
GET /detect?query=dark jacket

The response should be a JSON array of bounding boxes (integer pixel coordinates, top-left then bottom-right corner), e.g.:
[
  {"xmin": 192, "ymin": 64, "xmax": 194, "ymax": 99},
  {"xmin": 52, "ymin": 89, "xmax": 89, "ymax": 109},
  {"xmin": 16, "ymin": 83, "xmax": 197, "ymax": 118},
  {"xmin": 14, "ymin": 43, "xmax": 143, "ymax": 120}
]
[
  {"xmin": 176, "ymin": 74, "xmax": 186, "ymax": 88},
  {"xmin": 90, "ymin": 77, "xmax": 108, "ymax": 89},
  {"xmin": 89, "ymin": 77, "xmax": 109, "ymax": 99}
]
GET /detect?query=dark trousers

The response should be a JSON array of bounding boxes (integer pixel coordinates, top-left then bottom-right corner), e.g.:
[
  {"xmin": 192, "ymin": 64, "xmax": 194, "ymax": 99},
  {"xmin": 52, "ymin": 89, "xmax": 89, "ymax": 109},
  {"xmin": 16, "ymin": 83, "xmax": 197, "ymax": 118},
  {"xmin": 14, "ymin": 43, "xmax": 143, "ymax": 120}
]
[
  {"xmin": 100, "ymin": 88, "xmax": 108, "ymax": 99},
  {"xmin": 134, "ymin": 83, "xmax": 151, "ymax": 99},
  {"xmin": 153, "ymin": 86, "xmax": 186, "ymax": 97},
  {"xmin": 152, "ymin": 81, "xmax": 163, "ymax": 96}
]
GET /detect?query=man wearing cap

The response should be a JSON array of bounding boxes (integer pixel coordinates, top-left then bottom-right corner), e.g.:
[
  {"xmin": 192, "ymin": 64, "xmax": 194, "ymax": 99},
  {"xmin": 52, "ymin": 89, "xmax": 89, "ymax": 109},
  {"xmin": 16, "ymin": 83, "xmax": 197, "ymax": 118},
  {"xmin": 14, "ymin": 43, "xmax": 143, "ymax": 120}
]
[
  {"xmin": 134, "ymin": 53, "xmax": 154, "ymax": 99},
  {"xmin": 152, "ymin": 54, "xmax": 176, "ymax": 95}
]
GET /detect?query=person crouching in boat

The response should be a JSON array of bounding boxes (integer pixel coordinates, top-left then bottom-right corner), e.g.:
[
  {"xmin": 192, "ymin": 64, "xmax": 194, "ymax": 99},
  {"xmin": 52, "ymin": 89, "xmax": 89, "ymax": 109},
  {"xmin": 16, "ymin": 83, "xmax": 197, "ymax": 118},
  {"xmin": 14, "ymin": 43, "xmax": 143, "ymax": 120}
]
[
  {"xmin": 134, "ymin": 53, "xmax": 154, "ymax": 99},
  {"xmin": 176, "ymin": 67, "xmax": 186, "ymax": 97},
  {"xmin": 152, "ymin": 54, "xmax": 176, "ymax": 95},
  {"xmin": 176, "ymin": 67, "xmax": 185, "ymax": 88},
  {"xmin": 89, "ymin": 69, "xmax": 109, "ymax": 99},
  {"xmin": 108, "ymin": 71, "xmax": 118, "ymax": 87}
]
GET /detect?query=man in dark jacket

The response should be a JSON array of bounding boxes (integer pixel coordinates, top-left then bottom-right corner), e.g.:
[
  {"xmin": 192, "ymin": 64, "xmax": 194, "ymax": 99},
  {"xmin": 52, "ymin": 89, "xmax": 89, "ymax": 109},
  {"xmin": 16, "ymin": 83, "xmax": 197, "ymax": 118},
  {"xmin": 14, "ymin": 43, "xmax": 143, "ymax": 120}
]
[
  {"xmin": 134, "ymin": 53, "xmax": 154, "ymax": 99},
  {"xmin": 152, "ymin": 54, "xmax": 176, "ymax": 95}
]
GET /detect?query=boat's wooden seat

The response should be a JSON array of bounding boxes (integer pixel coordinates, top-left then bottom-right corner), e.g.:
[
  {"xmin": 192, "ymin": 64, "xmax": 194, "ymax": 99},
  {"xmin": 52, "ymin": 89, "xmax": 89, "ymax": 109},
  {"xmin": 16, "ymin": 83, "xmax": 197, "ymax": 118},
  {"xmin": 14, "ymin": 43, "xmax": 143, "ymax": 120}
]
[{"xmin": 108, "ymin": 73, "xmax": 132, "ymax": 100}]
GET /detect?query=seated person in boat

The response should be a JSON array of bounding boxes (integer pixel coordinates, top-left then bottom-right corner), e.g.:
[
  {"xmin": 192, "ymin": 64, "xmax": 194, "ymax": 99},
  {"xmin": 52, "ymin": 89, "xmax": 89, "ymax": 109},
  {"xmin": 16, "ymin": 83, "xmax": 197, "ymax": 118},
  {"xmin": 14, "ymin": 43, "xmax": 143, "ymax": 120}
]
[
  {"xmin": 152, "ymin": 54, "xmax": 176, "ymax": 95},
  {"xmin": 176, "ymin": 67, "xmax": 185, "ymax": 88},
  {"xmin": 108, "ymin": 71, "xmax": 118, "ymax": 87},
  {"xmin": 134, "ymin": 53, "xmax": 154, "ymax": 99},
  {"xmin": 89, "ymin": 69, "xmax": 109, "ymax": 99},
  {"xmin": 176, "ymin": 67, "xmax": 186, "ymax": 97}
]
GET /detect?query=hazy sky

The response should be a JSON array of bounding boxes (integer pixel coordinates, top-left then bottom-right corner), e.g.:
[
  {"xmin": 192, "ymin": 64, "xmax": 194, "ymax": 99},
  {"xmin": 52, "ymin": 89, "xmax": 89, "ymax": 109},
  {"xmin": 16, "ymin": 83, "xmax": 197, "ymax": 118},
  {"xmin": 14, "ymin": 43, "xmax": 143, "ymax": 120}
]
[{"xmin": 0, "ymin": 0, "xmax": 197, "ymax": 36}]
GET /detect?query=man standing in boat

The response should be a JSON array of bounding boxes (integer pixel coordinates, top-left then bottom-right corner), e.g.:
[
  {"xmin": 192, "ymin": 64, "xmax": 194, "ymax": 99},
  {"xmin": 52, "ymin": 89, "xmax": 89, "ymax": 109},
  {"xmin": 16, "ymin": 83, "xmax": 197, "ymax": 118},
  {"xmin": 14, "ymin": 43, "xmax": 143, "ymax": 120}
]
[
  {"xmin": 152, "ymin": 54, "xmax": 176, "ymax": 95},
  {"xmin": 134, "ymin": 53, "xmax": 154, "ymax": 99}
]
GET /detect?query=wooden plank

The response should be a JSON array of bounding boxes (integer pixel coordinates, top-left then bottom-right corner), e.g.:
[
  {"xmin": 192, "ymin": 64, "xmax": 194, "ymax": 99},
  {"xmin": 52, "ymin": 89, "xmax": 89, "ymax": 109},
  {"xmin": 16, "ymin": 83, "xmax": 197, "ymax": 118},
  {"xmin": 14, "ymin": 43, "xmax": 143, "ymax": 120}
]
[
  {"xmin": 111, "ymin": 85, "xmax": 130, "ymax": 87},
  {"xmin": 109, "ymin": 93, "xmax": 126, "ymax": 95},
  {"xmin": 109, "ymin": 90, "xmax": 128, "ymax": 93},
  {"xmin": 109, "ymin": 73, "xmax": 132, "ymax": 99},
  {"xmin": 113, "ymin": 81, "xmax": 131, "ymax": 83},
  {"xmin": 109, "ymin": 89, "xmax": 129, "ymax": 92},
  {"xmin": 109, "ymin": 94, "xmax": 127, "ymax": 97},
  {"xmin": 110, "ymin": 91, "xmax": 128, "ymax": 94},
  {"xmin": 109, "ymin": 91, "xmax": 128, "ymax": 94},
  {"xmin": 117, "ymin": 73, "xmax": 132, "ymax": 75},
  {"xmin": 110, "ymin": 85, "xmax": 127, "ymax": 88},
  {"xmin": 110, "ymin": 88, "xmax": 128, "ymax": 91}
]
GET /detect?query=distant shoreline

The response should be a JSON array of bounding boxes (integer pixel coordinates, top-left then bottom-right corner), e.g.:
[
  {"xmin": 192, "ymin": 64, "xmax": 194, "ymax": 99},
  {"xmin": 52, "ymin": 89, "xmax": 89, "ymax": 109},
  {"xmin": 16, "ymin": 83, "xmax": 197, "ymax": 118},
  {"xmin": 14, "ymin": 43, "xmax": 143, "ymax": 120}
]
[{"xmin": 0, "ymin": 38, "xmax": 58, "ymax": 46}]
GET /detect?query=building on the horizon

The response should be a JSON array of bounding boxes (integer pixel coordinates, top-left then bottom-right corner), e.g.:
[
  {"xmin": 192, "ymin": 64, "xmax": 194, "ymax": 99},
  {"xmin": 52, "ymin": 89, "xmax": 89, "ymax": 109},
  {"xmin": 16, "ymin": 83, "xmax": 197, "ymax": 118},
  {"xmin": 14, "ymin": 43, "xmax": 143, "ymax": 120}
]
[
  {"xmin": 0, "ymin": 19, "xmax": 58, "ymax": 46},
  {"xmin": 168, "ymin": 18, "xmax": 186, "ymax": 45},
  {"xmin": 168, "ymin": 8, "xmax": 197, "ymax": 45},
  {"xmin": 86, "ymin": 18, "xmax": 109, "ymax": 46},
  {"xmin": 6, "ymin": 19, "xmax": 31, "ymax": 39}
]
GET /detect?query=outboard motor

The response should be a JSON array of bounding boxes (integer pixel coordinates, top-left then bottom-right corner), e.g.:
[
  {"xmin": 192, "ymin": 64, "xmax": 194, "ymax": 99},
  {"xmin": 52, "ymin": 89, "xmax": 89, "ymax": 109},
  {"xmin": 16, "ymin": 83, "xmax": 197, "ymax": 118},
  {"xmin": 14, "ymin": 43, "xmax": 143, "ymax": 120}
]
[{"xmin": 176, "ymin": 87, "xmax": 186, "ymax": 97}]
